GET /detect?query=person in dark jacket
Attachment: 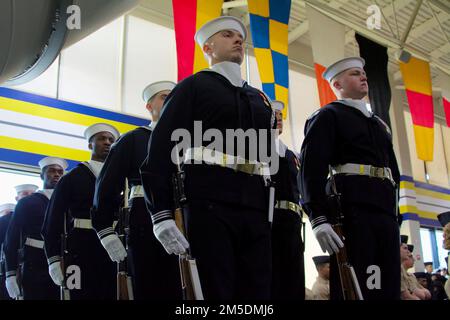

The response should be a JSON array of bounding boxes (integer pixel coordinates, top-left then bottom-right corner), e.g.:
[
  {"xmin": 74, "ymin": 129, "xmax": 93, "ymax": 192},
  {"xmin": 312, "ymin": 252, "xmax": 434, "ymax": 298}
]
[
  {"xmin": 92, "ymin": 81, "xmax": 182, "ymax": 300},
  {"xmin": 298, "ymin": 57, "xmax": 401, "ymax": 300},
  {"xmin": 4, "ymin": 157, "xmax": 67, "ymax": 299},
  {"xmin": 140, "ymin": 16, "xmax": 276, "ymax": 299},
  {"xmin": 42, "ymin": 123, "xmax": 119, "ymax": 300}
]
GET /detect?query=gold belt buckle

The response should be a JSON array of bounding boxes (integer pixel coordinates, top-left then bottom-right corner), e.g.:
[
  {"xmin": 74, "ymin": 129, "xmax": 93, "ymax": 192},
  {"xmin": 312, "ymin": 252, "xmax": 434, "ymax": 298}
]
[
  {"xmin": 235, "ymin": 160, "xmax": 255, "ymax": 174},
  {"xmin": 278, "ymin": 201, "xmax": 300, "ymax": 215},
  {"xmin": 288, "ymin": 202, "xmax": 295, "ymax": 212},
  {"xmin": 370, "ymin": 166, "xmax": 384, "ymax": 179},
  {"xmin": 235, "ymin": 162, "xmax": 255, "ymax": 175},
  {"xmin": 290, "ymin": 202, "xmax": 301, "ymax": 215}
]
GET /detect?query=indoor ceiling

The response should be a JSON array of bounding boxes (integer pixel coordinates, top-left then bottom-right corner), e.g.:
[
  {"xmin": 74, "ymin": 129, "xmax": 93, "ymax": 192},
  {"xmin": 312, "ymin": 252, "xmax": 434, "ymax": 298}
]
[
  {"xmin": 136, "ymin": 0, "xmax": 450, "ymax": 75},
  {"xmin": 134, "ymin": 0, "xmax": 450, "ymax": 119}
]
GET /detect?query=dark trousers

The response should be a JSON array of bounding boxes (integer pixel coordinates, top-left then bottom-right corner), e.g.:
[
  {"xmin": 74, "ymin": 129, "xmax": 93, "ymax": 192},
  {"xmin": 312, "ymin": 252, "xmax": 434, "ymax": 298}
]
[
  {"xmin": 21, "ymin": 246, "xmax": 59, "ymax": 300},
  {"xmin": 330, "ymin": 203, "xmax": 400, "ymax": 300},
  {"xmin": 271, "ymin": 209, "xmax": 305, "ymax": 300},
  {"xmin": 128, "ymin": 198, "xmax": 181, "ymax": 300},
  {"xmin": 0, "ymin": 275, "xmax": 10, "ymax": 300},
  {"xmin": 67, "ymin": 229, "xmax": 116, "ymax": 300},
  {"xmin": 187, "ymin": 199, "xmax": 272, "ymax": 300}
]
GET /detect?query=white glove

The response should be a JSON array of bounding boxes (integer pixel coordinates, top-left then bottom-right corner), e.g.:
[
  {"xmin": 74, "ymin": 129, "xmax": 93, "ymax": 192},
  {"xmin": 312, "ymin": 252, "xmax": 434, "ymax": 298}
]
[
  {"xmin": 6, "ymin": 276, "xmax": 21, "ymax": 299},
  {"xmin": 100, "ymin": 234, "xmax": 127, "ymax": 262},
  {"xmin": 153, "ymin": 219, "xmax": 189, "ymax": 255},
  {"xmin": 49, "ymin": 261, "xmax": 64, "ymax": 286},
  {"xmin": 313, "ymin": 223, "xmax": 344, "ymax": 254}
]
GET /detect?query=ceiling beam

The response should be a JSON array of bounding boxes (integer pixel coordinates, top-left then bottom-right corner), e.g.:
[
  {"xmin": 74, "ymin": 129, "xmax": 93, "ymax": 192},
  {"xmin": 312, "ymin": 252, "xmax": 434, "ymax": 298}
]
[
  {"xmin": 428, "ymin": 0, "xmax": 450, "ymax": 14},
  {"xmin": 400, "ymin": 0, "xmax": 423, "ymax": 45},
  {"xmin": 222, "ymin": 0, "xmax": 356, "ymax": 45},
  {"xmin": 300, "ymin": 0, "xmax": 430, "ymax": 80},
  {"xmin": 304, "ymin": 0, "xmax": 450, "ymax": 76},
  {"xmin": 288, "ymin": 21, "xmax": 309, "ymax": 43},
  {"xmin": 387, "ymin": 0, "xmax": 450, "ymax": 68},
  {"xmin": 430, "ymin": 42, "xmax": 450, "ymax": 58},
  {"xmin": 425, "ymin": 0, "xmax": 450, "ymax": 61},
  {"xmin": 288, "ymin": 0, "xmax": 351, "ymax": 44},
  {"xmin": 392, "ymin": 0, "xmax": 450, "ymax": 80},
  {"xmin": 306, "ymin": 0, "xmax": 413, "ymax": 47},
  {"xmin": 405, "ymin": 10, "xmax": 448, "ymax": 44},
  {"xmin": 319, "ymin": 0, "xmax": 352, "ymax": 10},
  {"xmin": 372, "ymin": 0, "xmax": 412, "ymax": 23}
]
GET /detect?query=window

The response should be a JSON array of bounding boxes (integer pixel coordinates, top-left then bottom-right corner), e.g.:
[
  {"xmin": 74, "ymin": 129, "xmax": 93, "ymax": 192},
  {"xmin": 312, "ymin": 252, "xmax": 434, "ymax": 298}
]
[
  {"xmin": 420, "ymin": 226, "xmax": 449, "ymax": 271},
  {"xmin": 420, "ymin": 227, "xmax": 433, "ymax": 263},
  {"xmin": 435, "ymin": 229, "xmax": 447, "ymax": 269},
  {"xmin": 122, "ymin": 16, "xmax": 177, "ymax": 117},
  {"xmin": 0, "ymin": 169, "xmax": 42, "ymax": 204},
  {"xmin": 58, "ymin": 17, "xmax": 124, "ymax": 111}
]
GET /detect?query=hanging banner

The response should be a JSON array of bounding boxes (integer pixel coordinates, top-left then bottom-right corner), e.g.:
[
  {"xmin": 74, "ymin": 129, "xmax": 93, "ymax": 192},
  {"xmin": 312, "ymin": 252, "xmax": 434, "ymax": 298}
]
[
  {"xmin": 399, "ymin": 57, "xmax": 434, "ymax": 161},
  {"xmin": 248, "ymin": 0, "xmax": 291, "ymax": 118},
  {"xmin": 172, "ymin": 0, "xmax": 224, "ymax": 81},
  {"xmin": 356, "ymin": 33, "xmax": 392, "ymax": 128},
  {"xmin": 436, "ymin": 69, "xmax": 450, "ymax": 127}
]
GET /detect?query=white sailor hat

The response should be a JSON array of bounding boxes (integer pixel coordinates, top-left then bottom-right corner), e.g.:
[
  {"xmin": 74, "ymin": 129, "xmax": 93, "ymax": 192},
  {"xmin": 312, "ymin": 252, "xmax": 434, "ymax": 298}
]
[
  {"xmin": 0, "ymin": 203, "xmax": 15, "ymax": 215},
  {"xmin": 83, "ymin": 123, "xmax": 120, "ymax": 141},
  {"xmin": 38, "ymin": 156, "xmax": 68, "ymax": 171},
  {"xmin": 271, "ymin": 100, "xmax": 285, "ymax": 112},
  {"xmin": 195, "ymin": 16, "xmax": 247, "ymax": 48},
  {"xmin": 142, "ymin": 81, "xmax": 176, "ymax": 103},
  {"xmin": 14, "ymin": 184, "xmax": 38, "ymax": 194},
  {"xmin": 322, "ymin": 57, "xmax": 365, "ymax": 82}
]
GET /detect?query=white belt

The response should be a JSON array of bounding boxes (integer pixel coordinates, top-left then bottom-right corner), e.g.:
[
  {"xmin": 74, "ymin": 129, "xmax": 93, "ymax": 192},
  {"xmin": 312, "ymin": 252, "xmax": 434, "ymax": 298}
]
[
  {"xmin": 184, "ymin": 147, "xmax": 271, "ymax": 177},
  {"xmin": 25, "ymin": 238, "xmax": 44, "ymax": 249},
  {"xmin": 331, "ymin": 163, "xmax": 395, "ymax": 185},
  {"xmin": 130, "ymin": 185, "xmax": 144, "ymax": 199},
  {"xmin": 73, "ymin": 218, "xmax": 118, "ymax": 230},
  {"xmin": 73, "ymin": 218, "xmax": 93, "ymax": 229}
]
